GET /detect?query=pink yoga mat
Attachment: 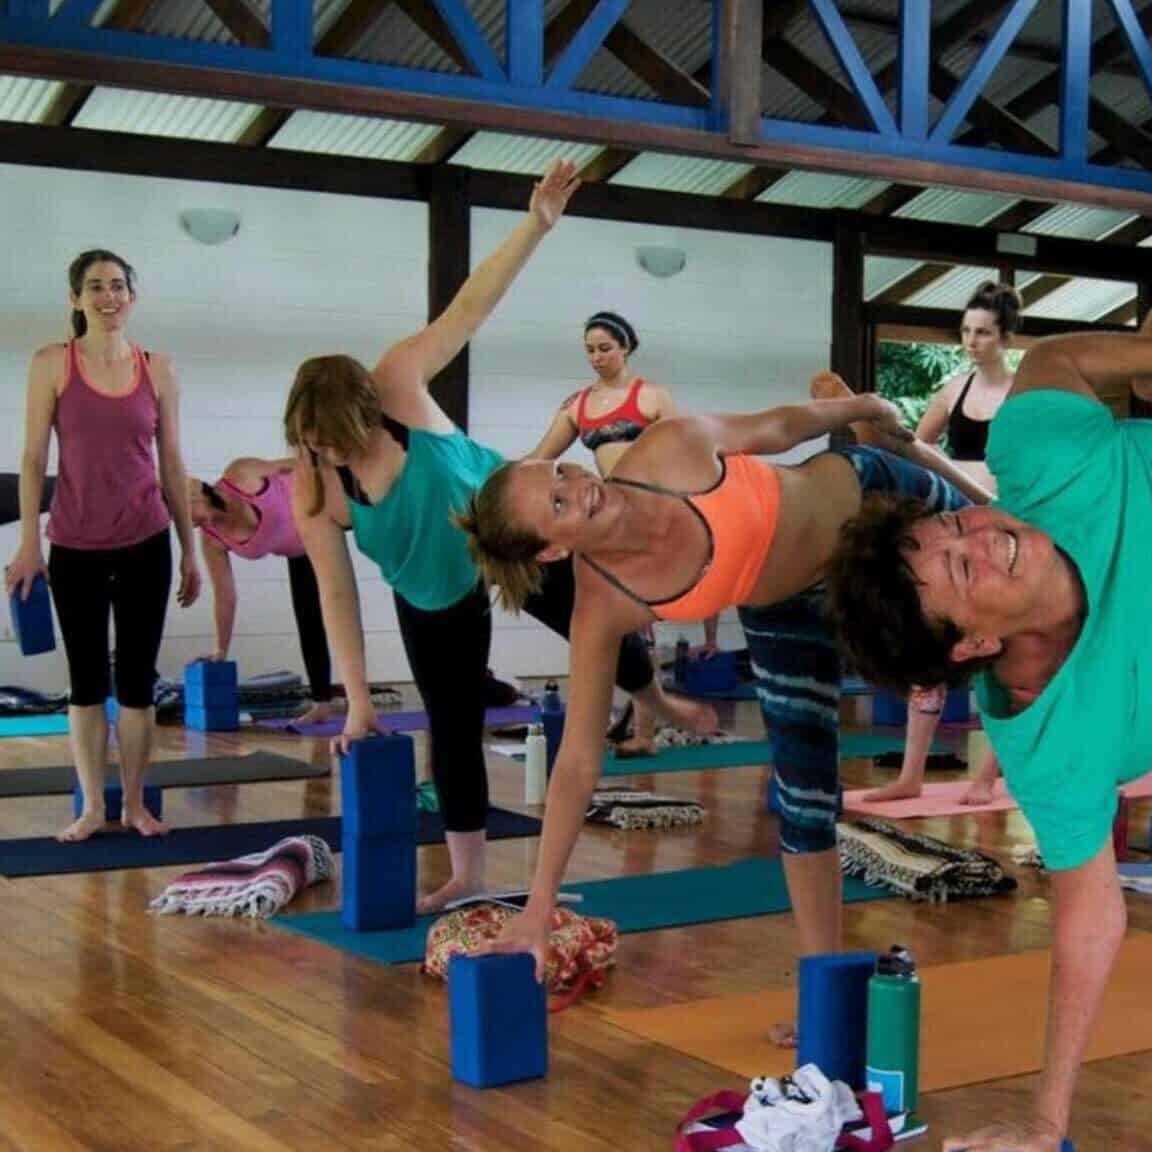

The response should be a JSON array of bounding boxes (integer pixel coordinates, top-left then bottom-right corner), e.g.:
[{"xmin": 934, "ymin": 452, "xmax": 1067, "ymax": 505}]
[
  {"xmin": 843, "ymin": 773, "xmax": 1152, "ymax": 819},
  {"xmin": 255, "ymin": 704, "xmax": 539, "ymax": 738}
]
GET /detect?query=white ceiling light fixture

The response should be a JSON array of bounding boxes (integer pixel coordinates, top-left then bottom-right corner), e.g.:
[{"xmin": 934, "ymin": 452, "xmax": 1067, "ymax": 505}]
[
  {"xmin": 180, "ymin": 208, "xmax": 242, "ymax": 245},
  {"xmin": 635, "ymin": 244, "xmax": 687, "ymax": 278}
]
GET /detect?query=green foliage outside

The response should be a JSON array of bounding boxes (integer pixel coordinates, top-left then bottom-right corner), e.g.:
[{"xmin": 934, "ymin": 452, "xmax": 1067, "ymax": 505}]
[{"xmin": 876, "ymin": 341, "xmax": 1024, "ymax": 430}]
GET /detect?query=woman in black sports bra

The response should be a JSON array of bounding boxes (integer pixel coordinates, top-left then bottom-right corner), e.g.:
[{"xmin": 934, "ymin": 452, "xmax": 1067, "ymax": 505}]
[{"xmin": 916, "ymin": 280, "xmax": 1020, "ymax": 493}]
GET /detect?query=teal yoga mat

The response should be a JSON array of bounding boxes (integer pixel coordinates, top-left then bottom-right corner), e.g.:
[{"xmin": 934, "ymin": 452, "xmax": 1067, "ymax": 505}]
[
  {"xmin": 596, "ymin": 732, "xmax": 951, "ymax": 776},
  {"xmin": 0, "ymin": 714, "xmax": 69, "ymax": 737},
  {"xmin": 274, "ymin": 857, "xmax": 890, "ymax": 965}
]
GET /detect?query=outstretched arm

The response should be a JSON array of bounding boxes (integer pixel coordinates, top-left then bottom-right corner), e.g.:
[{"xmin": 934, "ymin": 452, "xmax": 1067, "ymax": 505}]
[
  {"xmin": 527, "ymin": 402, "xmax": 580, "ymax": 460},
  {"xmin": 373, "ymin": 160, "xmax": 581, "ymax": 398},
  {"xmin": 223, "ymin": 456, "xmax": 295, "ymax": 490},
  {"xmin": 201, "ymin": 538, "xmax": 237, "ymax": 660}
]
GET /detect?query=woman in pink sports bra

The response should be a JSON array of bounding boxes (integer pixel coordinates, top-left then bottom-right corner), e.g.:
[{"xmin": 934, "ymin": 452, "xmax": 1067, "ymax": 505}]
[
  {"xmin": 188, "ymin": 457, "xmax": 333, "ymax": 726},
  {"xmin": 530, "ymin": 311, "xmax": 719, "ymax": 750},
  {"xmin": 6, "ymin": 249, "xmax": 201, "ymax": 843}
]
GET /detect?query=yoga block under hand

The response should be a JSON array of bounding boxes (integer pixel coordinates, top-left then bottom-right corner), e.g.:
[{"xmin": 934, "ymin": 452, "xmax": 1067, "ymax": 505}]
[
  {"xmin": 10, "ymin": 573, "xmax": 55, "ymax": 656},
  {"xmin": 682, "ymin": 651, "xmax": 739, "ymax": 693},
  {"xmin": 797, "ymin": 951, "xmax": 877, "ymax": 1091},
  {"xmin": 341, "ymin": 834, "xmax": 416, "ymax": 932},
  {"xmin": 340, "ymin": 734, "xmax": 417, "ymax": 841},
  {"xmin": 73, "ymin": 782, "xmax": 163, "ymax": 823},
  {"xmin": 184, "ymin": 659, "xmax": 238, "ymax": 689},
  {"xmin": 449, "ymin": 953, "xmax": 547, "ymax": 1088}
]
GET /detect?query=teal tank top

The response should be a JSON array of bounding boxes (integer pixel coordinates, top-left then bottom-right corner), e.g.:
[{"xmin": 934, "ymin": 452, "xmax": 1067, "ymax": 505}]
[{"xmin": 343, "ymin": 421, "xmax": 504, "ymax": 611}]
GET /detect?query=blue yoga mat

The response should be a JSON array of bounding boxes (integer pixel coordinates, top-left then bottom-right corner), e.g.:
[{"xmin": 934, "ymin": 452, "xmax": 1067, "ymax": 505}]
[
  {"xmin": 0, "ymin": 807, "xmax": 541, "ymax": 878},
  {"xmin": 275, "ymin": 857, "xmax": 891, "ymax": 965},
  {"xmin": 0, "ymin": 713, "xmax": 70, "ymax": 737},
  {"xmin": 665, "ymin": 677, "xmax": 877, "ymax": 703}
]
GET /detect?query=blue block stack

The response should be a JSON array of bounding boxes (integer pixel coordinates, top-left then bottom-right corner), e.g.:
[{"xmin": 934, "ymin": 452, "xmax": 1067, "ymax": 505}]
[
  {"xmin": 184, "ymin": 660, "xmax": 239, "ymax": 731},
  {"xmin": 449, "ymin": 953, "xmax": 547, "ymax": 1088},
  {"xmin": 340, "ymin": 733, "xmax": 417, "ymax": 932}
]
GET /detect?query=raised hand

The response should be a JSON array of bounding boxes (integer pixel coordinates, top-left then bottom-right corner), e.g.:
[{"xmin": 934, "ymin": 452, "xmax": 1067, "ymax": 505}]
[{"xmin": 529, "ymin": 159, "xmax": 582, "ymax": 232}]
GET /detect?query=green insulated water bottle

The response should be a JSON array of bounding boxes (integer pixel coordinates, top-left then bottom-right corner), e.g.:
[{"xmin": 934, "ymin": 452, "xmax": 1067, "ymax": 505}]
[{"xmin": 865, "ymin": 946, "xmax": 921, "ymax": 1117}]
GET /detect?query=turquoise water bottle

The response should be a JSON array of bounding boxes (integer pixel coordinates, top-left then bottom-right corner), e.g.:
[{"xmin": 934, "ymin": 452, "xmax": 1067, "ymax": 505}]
[{"xmin": 865, "ymin": 945, "xmax": 921, "ymax": 1116}]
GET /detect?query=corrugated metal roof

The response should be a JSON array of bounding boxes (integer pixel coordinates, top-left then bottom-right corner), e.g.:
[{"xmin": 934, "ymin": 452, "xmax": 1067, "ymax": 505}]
[
  {"xmin": 864, "ymin": 256, "xmax": 924, "ymax": 300},
  {"xmin": 71, "ymin": 88, "xmax": 261, "ymax": 142},
  {"xmin": 268, "ymin": 112, "xmax": 444, "ymax": 161},
  {"xmin": 451, "ymin": 132, "xmax": 603, "ymax": 175},
  {"xmin": 0, "ymin": 76, "xmax": 64, "ymax": 122},
  {"xmin": 1023, "ymin": 203, "xmax": 1137, "ymax": 239},
  {"xmin": 756, "ymin": 170, "xmax": 889, "ymax": 210},
  {"xmin": 905, "ymin": 266, "xmax": 1002, "ymax": 311},
  {"xmin": 136, "ymin": 0, "xmax": 230, "ymax": 44},
  {"xmin": 893, "ymin": 187, "xmax": 1019, "ymax": 224},
  {"xmin": 1024, "ymin": 277, "xmax": 1138, "ymax": 322},
  {"xmin": 608, "ymin": 154, "xmax": 752, "ymax": 196}
]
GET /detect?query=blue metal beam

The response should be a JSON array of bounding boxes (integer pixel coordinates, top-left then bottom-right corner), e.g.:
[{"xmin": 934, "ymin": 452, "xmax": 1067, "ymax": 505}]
[
  {"xmin": 1060, "ymin": 0, "xmax": 1091, "ymax": 161},
  {"xmin": 930, "ymin": 0, "xmax": 1040, "ymax": 144},
  {"xmin": 53, "ymin": 0, "xmax": 103, "ymax": 28},
  {"xmin": 506, "ymin": 0, "xmax": 543, "ymax": 87},
  {"xmin": 898, "ymin": 0, "xmax": 929, "ymax": 140},
  {"xmin": 271, "ymin": 0, "xmax": 309, "ymax": 58},
  {"xmin": 546, "ymin": 0, "xmax": 629, "ymax": 91},
  {"xmin": 1110, "ymin": 0, "xmax": 1152, "ymax": 102},
  {"xmin": 431, "ymin": 0, "xmax": 504, "ymax": 82},
  {"xmin": 808, "ymin": 0, "xmax": 897, "ymax": 136}
]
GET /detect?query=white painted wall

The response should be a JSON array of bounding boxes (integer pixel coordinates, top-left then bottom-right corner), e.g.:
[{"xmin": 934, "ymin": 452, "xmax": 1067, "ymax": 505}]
[{"xmin": 0, "ymin": 164, "xmax": 832, "ymax": 692}]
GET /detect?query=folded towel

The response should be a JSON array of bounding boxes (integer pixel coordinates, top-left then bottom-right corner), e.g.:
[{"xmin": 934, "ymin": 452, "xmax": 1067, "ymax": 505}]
[
  {"xmin": 150, "ymin": 834, "xmax": 333, "ymax": 919},
  {"xmin": 586, "ymin": 789, "xmax": 705, "ymax": 830}
]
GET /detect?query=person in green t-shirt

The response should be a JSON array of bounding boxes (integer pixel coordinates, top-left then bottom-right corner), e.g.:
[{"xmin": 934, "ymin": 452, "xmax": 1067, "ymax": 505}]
[{"xmin": 822, "ymin": 312, "xmax": 1152, "ymax": 1152}]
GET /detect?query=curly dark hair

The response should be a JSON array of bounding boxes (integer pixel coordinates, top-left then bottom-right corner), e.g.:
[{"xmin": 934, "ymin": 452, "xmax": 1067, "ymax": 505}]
[{"xmin": 824, "ymin": 495, "xmax": 986, "ymax": 692}]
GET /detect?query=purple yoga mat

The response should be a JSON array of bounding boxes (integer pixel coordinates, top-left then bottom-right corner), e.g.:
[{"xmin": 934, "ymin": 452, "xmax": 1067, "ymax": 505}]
[{"xmin": 255, "ymin": 704, "xmax": 539, "ymax": 737}]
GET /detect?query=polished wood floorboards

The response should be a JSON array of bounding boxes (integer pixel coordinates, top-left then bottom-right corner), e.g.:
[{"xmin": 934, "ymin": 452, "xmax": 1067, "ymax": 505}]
[{"xmin": 0, "ymin": 697, "xmax": 1149, "ymax": 1150}]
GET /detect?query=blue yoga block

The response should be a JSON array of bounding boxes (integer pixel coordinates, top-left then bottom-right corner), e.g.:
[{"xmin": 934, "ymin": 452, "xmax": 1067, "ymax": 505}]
[
  {"xmin": 185, "ymin": 704, "xmax": 240, "ymax": 732},
  {"xmin": 797, "ymin": 951, "xmax": 877, "ymax": 1091},
  {"xmin": 184, "ymin": 659, "xmax": 238, "ymax": 688},
  {"xmin": 341, "ymin": 834, "xmax": 416, "ymax": 932},
  {"xmin": 105, "ymin": 697, "xmax": 119, "ymax": 725},
  {"xmin": 10, "ymin": 573, "xmax": 55, "ymax": 656},
  {"xmin": 340, "ymin": 734, "xmax": 417, "ymax": 841},
  {"xmin": 449, "ymin": 953, "xmax": 548, "ymax": 1088},
  {"xmin": 682, "ymin": 650, "xmax": 739, "ymax": 693},
  {"xmin": 941, "ymin": 687, "xmax": 970, "ymax": 724},
  {"xmin": 185, "ymin": 682, "xmax": 238, "ymax": 709},
  {"xmin": 872, "ymin": 691, "xmax": 907, "ymax": 727},
  {"xmin": 73, "ymin": 781, "xmax": 163, "ymax": 823}
]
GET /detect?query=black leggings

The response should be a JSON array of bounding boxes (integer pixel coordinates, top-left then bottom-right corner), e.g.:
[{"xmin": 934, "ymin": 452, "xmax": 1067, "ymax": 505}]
[
  {"xmin": 287, "ymin": 553, "xmax": 332, "ymax": 703},
  {"xmin": 394, "ymin": 557, "xmax": 654, "ymax": 833},
  {"xmin": 48, "ymin": 528, "xmax": 172, "ymax": 708}
]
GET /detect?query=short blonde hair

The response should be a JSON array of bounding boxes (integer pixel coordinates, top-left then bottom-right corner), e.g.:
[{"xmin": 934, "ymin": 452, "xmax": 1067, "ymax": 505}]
[
  {"xmin": 455, "ymin": 462, "xmax": 548, "ymax": 612},
  {"xmin": 284, "ymin": 354, "xmax": 379, "ymax": 516}
]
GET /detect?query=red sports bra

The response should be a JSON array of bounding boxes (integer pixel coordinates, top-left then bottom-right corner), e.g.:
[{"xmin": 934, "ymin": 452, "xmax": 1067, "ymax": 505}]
[{"xmin": 575, "ymin": 379, "xmax": 653, "ymax": 452}]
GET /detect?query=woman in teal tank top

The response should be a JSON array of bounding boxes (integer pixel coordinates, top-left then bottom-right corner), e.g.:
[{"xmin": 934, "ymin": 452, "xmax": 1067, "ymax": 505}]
[{"xmin": 283, "ymin": 160, "xmax": 714, "ymax": 914}]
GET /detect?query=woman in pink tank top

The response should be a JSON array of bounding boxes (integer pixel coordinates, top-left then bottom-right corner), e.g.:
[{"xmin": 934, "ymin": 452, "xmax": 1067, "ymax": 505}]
[
  {"xmin": 5, "ymin": 249, "xmax": 201, "ymax": 843},
  {"xmin": 188, "ymin": 457, "xmax": 333, "ymax": 725}
]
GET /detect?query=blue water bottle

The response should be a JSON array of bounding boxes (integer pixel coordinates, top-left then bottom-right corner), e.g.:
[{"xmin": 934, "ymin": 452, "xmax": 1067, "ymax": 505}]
[
  {"xmin": 673, "ymin": 636, "xmax": 690, "ymax": 684},
  {"xmin": 540, "ymin": 681, "xmax": 565, "ymax": 776}
]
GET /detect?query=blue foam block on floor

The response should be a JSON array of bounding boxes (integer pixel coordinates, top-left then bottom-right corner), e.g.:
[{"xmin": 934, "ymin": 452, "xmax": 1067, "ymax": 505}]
[
  {"xmin": 341, "ymin": 834, "xmax": 415, "ymax": 932},
  {"xmin": 10, "ymin": 573, "xmax": 55, "ymax": 656},
  {"xmin": 184, "ymin": 704, "xmax": 240, "ymax": 732},
  {"xmin": 797, "ymin": 951, "xmax": 877, "ymax": 1091},
  {"xmin": 185, "ymin": 683, "xmax": 238, "ymax": 709},
  {"xmin": 681, "ymin": 651, "xmax": 739, "ymax": 694},
  {"xmin": 184, "ymin": 660, "xmax": 238, "ymax": 688},
  {"xmin": 340, "ymin": 734, "xmax": 417, "ymax": 841},
  {"xmin": 449, "ymin": 953, "xmax": 547, "ymax": 1088},
  {"xmin": 73, "ymin": 782, "xmax": 162, "ymax": 823}
]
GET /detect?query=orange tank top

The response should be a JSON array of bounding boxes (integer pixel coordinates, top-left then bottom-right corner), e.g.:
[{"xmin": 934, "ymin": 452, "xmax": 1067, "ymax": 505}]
[{"xmin": 580, "ymin": 455, "xmax": 781, "ymax": 621}]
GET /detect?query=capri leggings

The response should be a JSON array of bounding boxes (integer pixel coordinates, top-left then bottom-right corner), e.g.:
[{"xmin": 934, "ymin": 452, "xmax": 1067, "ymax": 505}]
[
  {"xmin": 286, "ymin": 553, "xmax": 332, "ymax": 703},
  {"xmin": 740, "ymin": 445, "xmax": 969, "ymax": 855},
  {"xmin": 48, "ymin": 528, "xmax": 172, "ymax": 708},
  {"xmin": 394, "ymin": 556, "xmax": 654, "ymax": 834}
]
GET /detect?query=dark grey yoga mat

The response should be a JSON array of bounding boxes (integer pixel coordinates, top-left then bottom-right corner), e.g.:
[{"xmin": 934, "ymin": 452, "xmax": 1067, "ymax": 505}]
[{"xmin": 0, "ymin": 752, "xmax": 328, "ymax": 798}]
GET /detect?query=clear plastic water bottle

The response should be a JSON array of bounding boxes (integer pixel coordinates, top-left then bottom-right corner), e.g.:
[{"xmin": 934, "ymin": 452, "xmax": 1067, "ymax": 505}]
[
  {"xmin": 524, "ymin": 723, "xmax": 547, "ymax": 804},
  {"xmin": 865, "ymin": 945, "xmax": 921, "ymax": 1116}
]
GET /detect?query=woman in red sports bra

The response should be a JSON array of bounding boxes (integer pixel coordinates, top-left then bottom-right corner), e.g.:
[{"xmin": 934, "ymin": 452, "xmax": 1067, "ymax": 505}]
[
  {"xmin": 530, "ymin": 312, "xmax": 720, "ymax": 750},
  {"xmin": 459, "ymin": 379, "xmax": 990, "ymax": 1001}
]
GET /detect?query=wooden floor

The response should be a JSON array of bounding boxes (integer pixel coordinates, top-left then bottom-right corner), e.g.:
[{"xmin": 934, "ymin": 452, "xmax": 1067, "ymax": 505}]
[{"xmin": 1, "ymin": 695, "xmax": 1150, "ymax": 1151}]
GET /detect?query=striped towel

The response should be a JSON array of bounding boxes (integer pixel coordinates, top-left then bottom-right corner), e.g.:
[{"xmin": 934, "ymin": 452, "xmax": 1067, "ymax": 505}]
[{"xmin": 150, "ymin": 834, "xmax": 333, "ymax": 919}]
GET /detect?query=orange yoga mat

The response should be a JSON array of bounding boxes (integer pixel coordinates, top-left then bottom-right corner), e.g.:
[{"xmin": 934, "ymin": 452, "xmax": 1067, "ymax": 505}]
[{"xmin": 605, "ymin": 933, "xmax": 1152, "ymax": 1092}]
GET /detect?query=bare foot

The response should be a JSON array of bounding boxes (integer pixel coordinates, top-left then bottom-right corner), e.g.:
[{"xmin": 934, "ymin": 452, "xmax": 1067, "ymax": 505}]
[
  {"xmin": 961, "ymin": 781, "xmax": 996, "ymax": 806},
  {"xmin": 57, "ymin": 812, "xmax": 107, "ymax": 842},
  {"xmin": 769, "ymin": 1020, "xmax": 797, "ymax": 1048},
  {"xmin": 294, "ymin": 701, "xmax": 333, "ymax": 727},
  {"xmin": 663, "ymin": 696, "xmax": 719, "ymax": 736},
  {"xmin": 614, "ymin": 737, "xmax": 657, "ymax": 759},
  {"xmin": 417, "ymin": 876, "xmax": 484, "ymax": 916},
  {"xmin": 809, "ymin": 370, "xmax": 850, "ymax": 401},
  {"xmin": 862, "ymin": 780, "xmax": 924, "ymax": 803},
  {"xmin": 122, "ymin": 808, "xmax": 169, "ymax": 837}
]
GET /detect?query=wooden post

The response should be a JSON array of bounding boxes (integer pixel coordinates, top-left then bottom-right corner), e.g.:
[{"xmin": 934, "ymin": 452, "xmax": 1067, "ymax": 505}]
[
  {"xmin": 720, "ymin": 0, "xmax": 763, "ymax": 146},
  {"xmin": 426, "ymin": 166, "xmax": 471, "ymax": 430}
]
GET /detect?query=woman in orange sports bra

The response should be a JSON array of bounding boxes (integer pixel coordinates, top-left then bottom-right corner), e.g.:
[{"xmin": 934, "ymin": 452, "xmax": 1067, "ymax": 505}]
[
  {"xmin": 530, "ymin": 312, "xmax": 719, "ymax": 749},
  {"xmin": 458, "ymin": 381, "xmax": 990, "ymax": 1007}
]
